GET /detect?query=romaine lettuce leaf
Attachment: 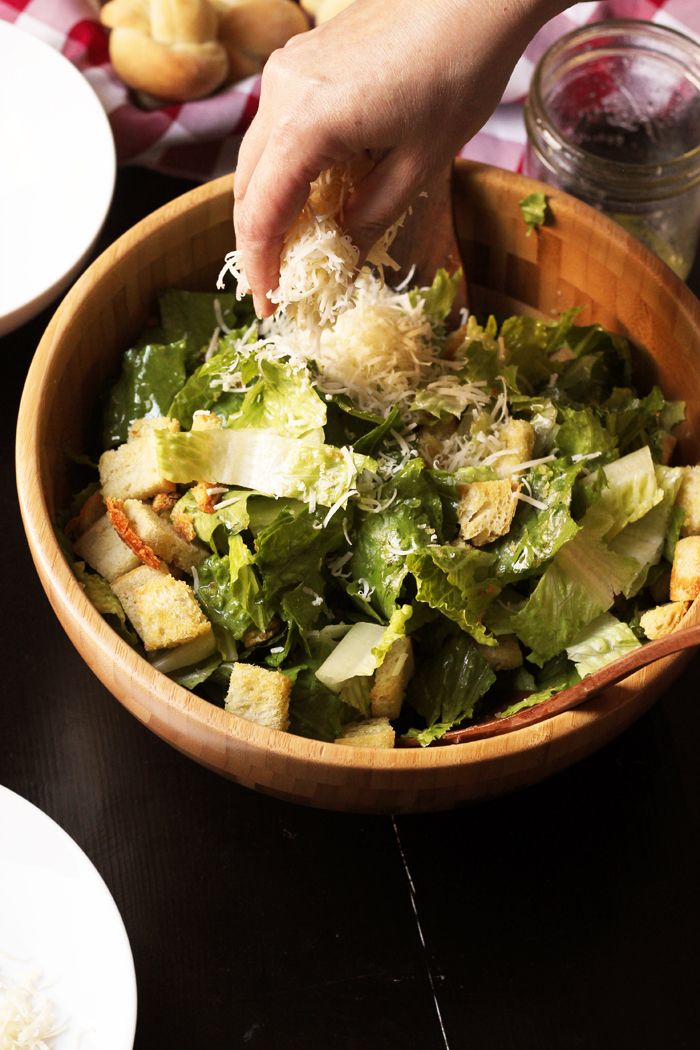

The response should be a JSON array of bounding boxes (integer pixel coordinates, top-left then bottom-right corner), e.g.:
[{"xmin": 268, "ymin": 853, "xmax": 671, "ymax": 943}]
[
  {"xmin": 288, "ymin": 668, "xmax": 358, "ymax": 742},
  {"xmin": 351, "ymin": 460, "xmax": 442, "ymax": 618},
  {"xmin": 519, "ymin": 192, "xmax": 547, "ymax": 234},
  {"xmin": 404, "ymin": 634, "xmax": 495, "ymax": 745},
  {"xmin": 566, "ymin": 613, "xmax": 641, "ymax": 677},
  {"xmin": 255, "ymin": 504, "xmax": 345, "ymax": 600},
  {"xmin": 156, "ymin": 427, "xmax": 374, "ymax": 508},
  {"xmin": 167, "ymin": 331, "xmax": 257, "ymax": 429},
  {"xmin": 409, "ymin": 268, "xmax": 461, "ymax": 329},
  {"xmin": 583, "ymin": 446, "xmax": 663, "ymax": 540},
  {"xmin": 493, "ymin": 460, "xmax": 581, "ymax": 582},
  {"xmin": 102, "ymin": 340, "xmax": 188, "ymax": 448},
  {"xmin": 555, "ymin": 407, "xmax": 617, "ymax": 458},
  {"xmin": 194, "ymin": 538, "xmax": 273, "ymax": 642},
  {"xmin": 511, "ymin": 526, "xmax": 637, "ymax": 664},
  {"xmin": 173, "ymin": 489, "xmax": 251, "ymax": 553},
  {"xmin": 158, "ymin": 289, "xmax": 254, "ymax": 369},
  {"xmin": 407, "ymin": 545, "xmax": 500, "ymax": 645},
  {"xmin": 228, "ymin": 359, "xmax": 327, "ymax": 439},
  {"xmin": 609, "ymin": 465, "xmax": 684, "ymax": 595}
]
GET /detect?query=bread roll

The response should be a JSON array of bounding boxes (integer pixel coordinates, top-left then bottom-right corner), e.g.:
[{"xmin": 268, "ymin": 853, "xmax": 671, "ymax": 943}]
[
  {"xmin": 101, "ymin": 0, "xmax": 229, "ymax": 102},
  {"xmin": 213, "ymin": 0, "xmax": 309, "ymax": 83}
]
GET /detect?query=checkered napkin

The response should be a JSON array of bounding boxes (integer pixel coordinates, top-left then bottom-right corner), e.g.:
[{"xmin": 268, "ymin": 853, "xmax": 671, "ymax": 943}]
[{"xmin": 1, "ymin": 0, "xmax": 698, "ymax": 181}]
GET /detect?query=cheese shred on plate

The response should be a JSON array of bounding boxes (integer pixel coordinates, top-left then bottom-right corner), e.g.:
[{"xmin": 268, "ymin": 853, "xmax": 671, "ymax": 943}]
[{"xmin": 0, "ymin": 972, "xmax": 63, "ymax": 1050}]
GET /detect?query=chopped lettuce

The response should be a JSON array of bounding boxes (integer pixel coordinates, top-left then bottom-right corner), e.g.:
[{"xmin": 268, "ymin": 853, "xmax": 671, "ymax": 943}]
[
  {"xmin": 583, "ymin": 446, "xmax": 663, "ymax": 540},
  {"xmin": 103, "ymin": 340, "xmax": 187, "ymax": 447},
  {"xmin": 493, "ymin": 459, "xmax": 581, "ymax": 582},
  {"xmin": 167, "ymin": 330, "xmax": 257, "ymax": 429},
  {"xmin": 172, "ymin": 489, "xmax": 251, "ymax": 553},
  {"xmin": 228, "ymin": 359, "xmax": 327, "ymax": 439},
  {"xmin": 409, "ymin": 268, "xmax": 461, "ymax": 329},
  {"xmin": 158, "ymin": 289, "xmax": 254, "ymax": 369},
  {"xmin": 511, "ymin": 526, "xmax": 637, "ymax": 665},
  {"xmin": 566, "ymin": 613, "xmax": 641, "ymax": 677},
  {"xmin": 194, "ymin": 538, "xmax": 273, "ymax": 644},
  {"xmin": 407, "ymin": 545, "xmax": 500, "ymax": 646},
  {"xmin": 405, "ymin": 634, "xmax": 495, "ymax": 745},
  {"xmin": 315, "ymin": 606, "xmax": 412, "ymax": 693},
  {"xmin": 519, "ymin": 191, "xmax": 548, "ymax": 234},
  {"xmin": 156, "ymin": 427, "xmax": 374, "ymax": 508},
  {"xmin": 609, "ymin": 465, "xmax": 684, "ymax": 595}
]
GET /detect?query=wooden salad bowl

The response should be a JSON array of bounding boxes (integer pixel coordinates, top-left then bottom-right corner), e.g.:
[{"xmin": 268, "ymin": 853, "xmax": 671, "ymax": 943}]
[{"xmin": 16, "ymin": 161, "xmax": 700, "ymax": 813}]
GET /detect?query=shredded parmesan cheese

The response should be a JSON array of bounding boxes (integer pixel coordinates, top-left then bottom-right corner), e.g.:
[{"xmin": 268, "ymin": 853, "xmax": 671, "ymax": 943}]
[{"xmin": 0, "ymin": 971, "xmax": 63, "ymax": 1050}]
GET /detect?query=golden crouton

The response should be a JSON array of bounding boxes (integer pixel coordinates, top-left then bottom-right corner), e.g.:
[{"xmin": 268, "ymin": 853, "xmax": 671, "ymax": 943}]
[
  {"xmin": 105, "ymin": 498, "xmax": 163, "ymax": 570},
  {"xmin": 477, "ymin": 634, "xmax": 523, "ymax": 671},
  {"xmin": 225, "ymin": 663, "xmax": 291, "ymax": 731},
  {"xmin": 370, "ymin": 637, "xmax": 414, "ymax": 719},
  {"xmin": 99, "ymin": 416, "xmax": 180, "ymax": 501},
  {"xmin": 335, "ymin": 718, "xmax": 396, "ymax": 749},
  {"xmin": 123, "ymin": 499, "xmax": 204, "ymax": 573},
  {"xmin": 127, "ymin": 416, "xmax": 180, "ymax": 442},
  {"xmin": 677, "ymin": 467, "xmax": 700, "ymax": 536},
  {"xmin": 494, "ymin": 419, "xmax": 535, "ymax": 478},
  {"xmin": 191, "ymin": 411, "xmax": 223, "ymax": 431},
  {"xmin": 171, "ymin": 510, "xmax": 197, "ymax": 542},
  {"xmin": 112, "ymin": 565, "xmax": 211, "ymax": 651},
  {"xmin": 73, "ymin": 514, "xmax": 140, "ymax": 582},
  {"xmin": 640, "ymin": 602, "xmax": 690, "ymax": 640},
  {"xmin": 458, "ymin": 478, "xmax": 519, "ymax": 546},
  {"xmin": 670, "ymin": 535, "xmax": 700, "ymax": 601},
  {"xmin": 151, "ymin": 492, "xmax": 179, "ymax": 515}
]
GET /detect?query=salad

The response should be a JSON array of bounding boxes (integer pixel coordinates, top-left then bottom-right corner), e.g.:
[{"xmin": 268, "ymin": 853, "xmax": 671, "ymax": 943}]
[
  {"xmin": 62, "ymin": 165, "xmax": 700, "ymax": 748},
  {"xmin": 61, "ymin": 269, "xmax": 700, "ymax": 748}
]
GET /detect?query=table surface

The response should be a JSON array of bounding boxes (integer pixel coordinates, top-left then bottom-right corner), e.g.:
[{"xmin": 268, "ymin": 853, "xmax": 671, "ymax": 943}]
[{"xmin": 2, "ymin": 167, "xmax": 700, "ymax": 1050}]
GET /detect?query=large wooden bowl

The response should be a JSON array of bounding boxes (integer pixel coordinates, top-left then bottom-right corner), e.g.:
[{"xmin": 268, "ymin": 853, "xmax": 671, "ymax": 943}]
[{"xmin": 16, "ymin": 161, "xmax": 700, "ymax": 813}]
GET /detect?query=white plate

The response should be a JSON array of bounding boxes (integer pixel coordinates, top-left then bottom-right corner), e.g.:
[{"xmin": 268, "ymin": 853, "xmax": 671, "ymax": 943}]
[
  {"xmin": 0, "ymin": 23, "xmax": 116, "ymax": 336},
  {"xmin": 0, "ymin": 786, "xmax": 137, "ymax": 1049}
]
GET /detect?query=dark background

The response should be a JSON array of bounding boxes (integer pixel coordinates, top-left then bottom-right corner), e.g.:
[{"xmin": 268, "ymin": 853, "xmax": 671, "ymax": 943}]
[{"xmin": 2, "ymin": 168, "xmax": 699, "ymax": 1050}]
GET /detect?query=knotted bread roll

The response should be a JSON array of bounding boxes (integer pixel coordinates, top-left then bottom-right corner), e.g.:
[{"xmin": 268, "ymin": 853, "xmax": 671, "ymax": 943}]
[
  {"xmin": 101, "ymin": 0, "xmax": 229, "ymax": 102},
  {"xmin": 212, "ymin": 1, "xmax": 309, "ymax": 84}
]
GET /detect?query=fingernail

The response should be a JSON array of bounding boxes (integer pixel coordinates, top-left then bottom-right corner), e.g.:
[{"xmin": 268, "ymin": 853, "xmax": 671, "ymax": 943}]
[{"xmin": 253, "ymin": 294, "xmax": 265, "ymax": 318}]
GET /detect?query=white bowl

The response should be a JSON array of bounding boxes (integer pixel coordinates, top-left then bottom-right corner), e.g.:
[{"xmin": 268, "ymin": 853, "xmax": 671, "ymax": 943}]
[{"xmin": 0, "ymin": 23, "xmax": 116, "ymax": 336}]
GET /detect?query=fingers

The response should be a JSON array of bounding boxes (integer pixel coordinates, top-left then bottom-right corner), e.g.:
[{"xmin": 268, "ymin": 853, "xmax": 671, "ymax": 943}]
[
  {"xmin": 343, "ymin": 146, "xmax": 431, "ymax": 258},
  {"xmin": 234, "ymin": 130, "xmax": 327, "ymax": 316}
]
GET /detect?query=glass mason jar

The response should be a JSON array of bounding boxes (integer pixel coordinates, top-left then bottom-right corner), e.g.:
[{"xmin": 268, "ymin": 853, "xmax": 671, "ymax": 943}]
[{"xmin": 524, "ymin": 19, "xmax": 700, "ymax": 279}]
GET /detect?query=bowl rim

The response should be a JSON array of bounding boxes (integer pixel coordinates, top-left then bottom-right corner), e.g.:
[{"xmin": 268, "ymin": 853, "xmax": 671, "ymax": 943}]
[{"xmin": 16, "ymin": 160, "xmax": 700, "ymax": 772}]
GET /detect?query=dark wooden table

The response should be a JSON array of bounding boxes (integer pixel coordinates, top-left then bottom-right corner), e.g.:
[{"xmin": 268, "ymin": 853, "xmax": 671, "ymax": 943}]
[{"xmin": 2, "ymin": 168, "xmax": 700, "ymax": 1050}]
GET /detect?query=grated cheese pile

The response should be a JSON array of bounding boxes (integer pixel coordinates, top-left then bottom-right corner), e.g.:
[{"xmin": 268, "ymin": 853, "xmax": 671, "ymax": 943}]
[
  {"xmin": 0, "ymin": 972, "xmax": 62, "ymax": 1050},
  {"xmin": 219, "ymin": 159, "xmax": 403, "ymax": 331}
]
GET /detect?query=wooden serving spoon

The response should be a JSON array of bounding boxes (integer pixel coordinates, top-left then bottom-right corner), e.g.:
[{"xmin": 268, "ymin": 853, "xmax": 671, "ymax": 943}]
[
  {"xmin": 388, "ymin": 161, "xmax": 468, "ymax": 320},
  {"xmin": 399, "ymin": 624, "xmax": 700, "ymax": 747}
]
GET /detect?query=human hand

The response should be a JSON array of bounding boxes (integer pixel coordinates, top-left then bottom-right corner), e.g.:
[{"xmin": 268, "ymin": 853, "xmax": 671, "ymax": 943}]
[{"xmin": 234, "ymin": 0, "xmax": 566, "ymax": 316}]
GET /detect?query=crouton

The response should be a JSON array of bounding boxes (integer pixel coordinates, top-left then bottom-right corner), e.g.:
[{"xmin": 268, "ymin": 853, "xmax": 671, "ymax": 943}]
[
  {"xmin": 152, "ymin": 492, "xmax": 179, "ymax": 515},
  {"xmin": 65, "ymin": 489, "xmax": 104, "ymax": 540},
  {"xmin": 225, "ymin": 663, "xmax": 291, "ymax": 731},
  {"xmin": 494, "ymin": 419, "xmax": 535, "ymax": 477},
  {"xmin": 191, "ymin": 411, "xmax": 223, "ymax": 431},
  {"xmin": 677, "ymin": 466, "xmax": 700, "ymax": 536},
  {"xmin": 112, "ymin": 565, "xmax": 211, "ymax": 651},
  {"xmin": 127, "ymin": 416, "xmax": 180, "ymax": 442},
  {"xmin": 191, "ymin": 482, "xmax": 218, "ymax": 514},
  {"xmin": 640, "ymin": 601, "xmax": 690, "ymax": 640},
  {"xmin": 334, "ymin": 717, "xmax": 395, "ymax": 749},
  {"xmin": 99, "ymin": 416, "xmax": 180, "ymax": 501},
  {"xmin": 105, "ymin": 498, "xmax": 163, "ymax": 570},
  {"xmin": 73, "ymin": 514, "xmax": 140, "ymax": 582},
  {"xmin": 123, "ymin": 499, "xmax": 204, "ymax": 573},
  {"xmin": 370, "ymin": 637, "xmax": 414, "ymax": 719},
  {"xmin": 458, "ymin": 478, "xmax": 519, "ymax": 546},
  {"xmin": 670, "ymin": 535, "xmax": 700, "ymax": 601},
  {"xmin": 477, "ymin": 635, "xmax": 523, "ymax": 671},
  {"xmin": 171, "ymin": 510, "xmax": 197, "ymax": 542}
]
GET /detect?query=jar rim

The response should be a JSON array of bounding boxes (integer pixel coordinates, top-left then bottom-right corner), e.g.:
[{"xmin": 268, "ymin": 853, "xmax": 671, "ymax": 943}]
[{"xmin": 527, "ymin": 18, "xmax": 700, "ymax": 185}]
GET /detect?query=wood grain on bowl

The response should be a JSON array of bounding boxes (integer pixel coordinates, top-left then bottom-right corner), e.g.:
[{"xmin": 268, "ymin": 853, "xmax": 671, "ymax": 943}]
[{"xmin": 16, "ymin": 162, "xmax": 700, "ymax": 813}]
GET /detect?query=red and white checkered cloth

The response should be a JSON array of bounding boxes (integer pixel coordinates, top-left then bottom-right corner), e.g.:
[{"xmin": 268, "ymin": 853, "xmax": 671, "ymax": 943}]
[{"xmin": 1, "ymin": 0, "xmax": 698, "ymax": 181}]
